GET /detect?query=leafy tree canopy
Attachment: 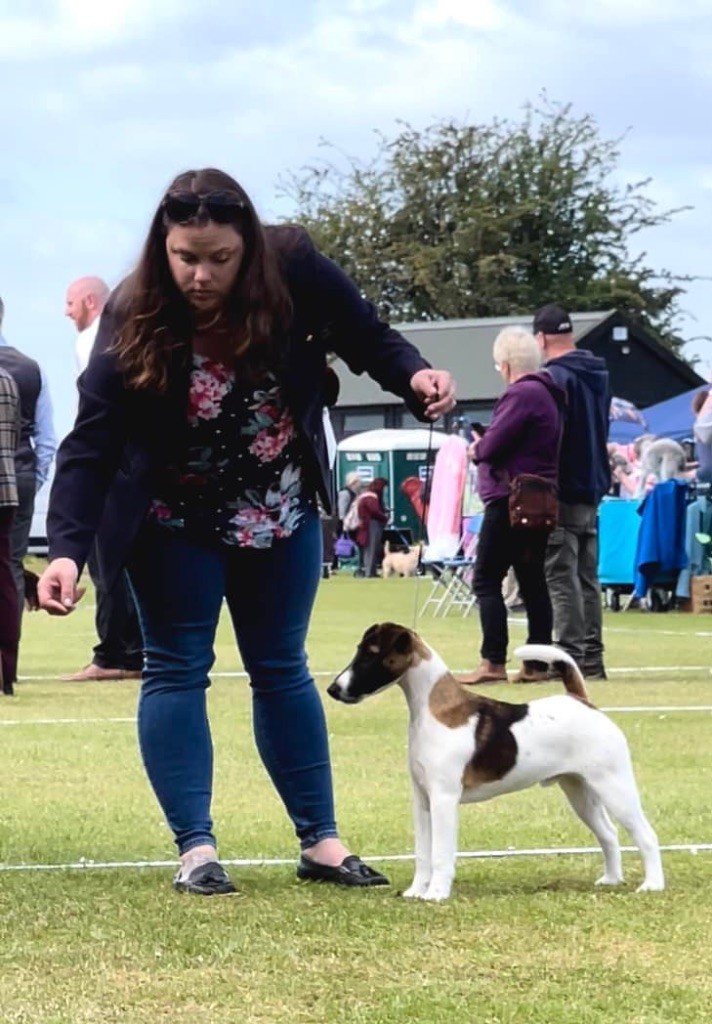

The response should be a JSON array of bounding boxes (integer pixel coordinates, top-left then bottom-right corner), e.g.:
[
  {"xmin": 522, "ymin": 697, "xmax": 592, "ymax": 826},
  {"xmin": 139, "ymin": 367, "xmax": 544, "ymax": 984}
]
[{"xmin": 281, "ymin": 99, "xmax": 696, "ymax": 354}]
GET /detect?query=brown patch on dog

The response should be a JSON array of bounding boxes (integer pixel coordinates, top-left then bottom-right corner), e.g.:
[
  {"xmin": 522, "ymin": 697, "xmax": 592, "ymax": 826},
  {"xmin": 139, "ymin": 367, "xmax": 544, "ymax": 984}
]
[
  {"xmin": 377, "ymin": 623, "xmax": 431, "ymax": 669},
  {"xmin": 552, "ymin": 660, "xmax": 593, "ymax": 706},
  {"xmin": 428, "ymin": 674, "xmax": 530, "ymax": 788}
]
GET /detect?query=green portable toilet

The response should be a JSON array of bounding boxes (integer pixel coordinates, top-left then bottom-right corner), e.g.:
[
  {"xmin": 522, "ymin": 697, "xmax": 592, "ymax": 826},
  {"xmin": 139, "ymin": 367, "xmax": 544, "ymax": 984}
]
[{"xmin": 336, "ymin": 428, "xmax": 447, "ymax": 537}]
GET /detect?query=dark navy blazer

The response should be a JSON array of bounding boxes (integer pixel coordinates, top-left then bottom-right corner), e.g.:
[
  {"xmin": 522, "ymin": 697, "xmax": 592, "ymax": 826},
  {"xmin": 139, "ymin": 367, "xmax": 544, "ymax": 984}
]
[{"xmin": 47, "ymin": 229, "xmax": 431, "ymax": 588}]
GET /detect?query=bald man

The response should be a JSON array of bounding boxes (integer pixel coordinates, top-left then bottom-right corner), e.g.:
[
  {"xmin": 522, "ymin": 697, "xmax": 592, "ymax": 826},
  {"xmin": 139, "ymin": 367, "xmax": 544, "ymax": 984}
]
[
  {"xmin": 62, "ymin": 276, "xmax": 143, "ymax": 681},
  {"xmin": 65, "ymin": 276, "xmax": 111, "ymax": 373}
]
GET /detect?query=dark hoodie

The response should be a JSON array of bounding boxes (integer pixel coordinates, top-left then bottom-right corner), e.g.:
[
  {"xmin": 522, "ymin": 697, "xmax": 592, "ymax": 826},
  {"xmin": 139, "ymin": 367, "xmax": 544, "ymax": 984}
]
[
  {"xmin": 474, "ymin": 371, "xmax": 566, "ymax": 504},
  {"xmin": 544, "ymin": 349, "xmax": 611, "ymax": 505}
]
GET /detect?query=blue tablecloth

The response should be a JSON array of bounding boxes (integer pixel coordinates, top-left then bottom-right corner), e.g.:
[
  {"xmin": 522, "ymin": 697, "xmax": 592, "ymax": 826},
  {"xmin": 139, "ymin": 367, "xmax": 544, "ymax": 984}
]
[{"xmin": 598, "ymin": 498, "xmax": 641, "ymax": 586}]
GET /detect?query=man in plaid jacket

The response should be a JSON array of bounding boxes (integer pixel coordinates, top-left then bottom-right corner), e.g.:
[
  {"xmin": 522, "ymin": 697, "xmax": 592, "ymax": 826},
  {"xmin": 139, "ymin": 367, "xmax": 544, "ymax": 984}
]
[{"xmin": 0, "ymin": 366, "xmax": 20, "ymax": 694}]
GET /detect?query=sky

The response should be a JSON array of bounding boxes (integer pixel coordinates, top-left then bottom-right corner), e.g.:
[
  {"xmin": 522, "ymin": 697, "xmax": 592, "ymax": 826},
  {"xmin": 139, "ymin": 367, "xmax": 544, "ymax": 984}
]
[{"xmin": 1, "ymin": 0, "xmax": 712, "ymax": 443}]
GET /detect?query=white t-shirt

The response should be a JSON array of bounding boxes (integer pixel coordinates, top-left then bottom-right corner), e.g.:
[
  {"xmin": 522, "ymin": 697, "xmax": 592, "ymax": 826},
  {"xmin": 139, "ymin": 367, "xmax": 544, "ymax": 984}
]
[{"xmin": 75, "ymin": 317, "xmax": 100, "ymax": 375}]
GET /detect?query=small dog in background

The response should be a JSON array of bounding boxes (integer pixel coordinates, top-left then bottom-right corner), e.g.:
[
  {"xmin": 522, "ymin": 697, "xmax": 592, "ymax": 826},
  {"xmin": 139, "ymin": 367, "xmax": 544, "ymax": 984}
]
[
  {"xmin": 380, "ymin": 541, "xmax": 422, "ymax": 578},
  {"xmin": 636, "ymin": 435, "xmax": 688, "ymax": 495},
  {"xmin": 329, "ymin": 623, "xmax": 664, "ymax": 901}
]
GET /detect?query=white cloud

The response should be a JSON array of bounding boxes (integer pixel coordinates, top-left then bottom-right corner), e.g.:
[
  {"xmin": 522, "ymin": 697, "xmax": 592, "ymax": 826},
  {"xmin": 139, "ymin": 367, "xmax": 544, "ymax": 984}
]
[
  {"xmin": 413, "ymin": 0, "xmax": 511, "ymax": 32},
  {"xmin": 0, "ymin": 0, "xmax": 190, "ymax": 59},
  {"xmin": 539, "ymin": 0, "xmax": 712, "ymax": 25}
]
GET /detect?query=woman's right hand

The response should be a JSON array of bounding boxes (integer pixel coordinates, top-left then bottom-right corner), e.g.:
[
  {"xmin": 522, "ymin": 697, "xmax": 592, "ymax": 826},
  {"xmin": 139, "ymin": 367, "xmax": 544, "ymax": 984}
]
[{"xmin": 38, "ymin": 558, "xmax": 85, "ymax": 615}]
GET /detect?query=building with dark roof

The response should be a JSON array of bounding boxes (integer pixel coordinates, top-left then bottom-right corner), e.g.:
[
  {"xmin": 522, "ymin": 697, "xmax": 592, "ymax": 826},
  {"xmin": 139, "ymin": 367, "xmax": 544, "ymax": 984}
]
[{"xmin": 329, "ymin": 309, "xmax": 705, "ymax": 440}]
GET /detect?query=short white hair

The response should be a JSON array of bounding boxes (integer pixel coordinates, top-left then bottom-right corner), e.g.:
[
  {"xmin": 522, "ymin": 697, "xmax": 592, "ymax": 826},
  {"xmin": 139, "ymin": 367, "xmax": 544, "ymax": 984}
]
[
  {"xmin": 345, "ymin": 471, "xmax": 361, "ymax": 489},
  {"xmin": 493, "ymin": 326, "xmax": 541, "ymax": 375}
]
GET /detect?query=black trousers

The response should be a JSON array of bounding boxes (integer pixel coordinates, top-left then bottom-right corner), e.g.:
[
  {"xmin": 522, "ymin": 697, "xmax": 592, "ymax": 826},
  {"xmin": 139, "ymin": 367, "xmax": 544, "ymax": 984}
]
[
  {"xmin": 87, "ymin": 542, "xmax": 143, "ymax": 671},
  {"xmin": 0, "ymin": 507, "xmax": 19, "ymax": 690},
  {"xmin": 10, "ymin": 472, "xmax": 35, "ymax": 632},
  {"xmin": 473, "ymin": 497, "xmax": 553, "ymax": 667}
]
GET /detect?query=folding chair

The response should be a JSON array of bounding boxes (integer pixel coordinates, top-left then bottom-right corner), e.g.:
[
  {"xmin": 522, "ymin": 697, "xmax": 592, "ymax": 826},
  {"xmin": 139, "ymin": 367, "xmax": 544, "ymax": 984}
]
[{"xmin": 419, "ymin": 515, "xmax": 482, "ymax": 617}]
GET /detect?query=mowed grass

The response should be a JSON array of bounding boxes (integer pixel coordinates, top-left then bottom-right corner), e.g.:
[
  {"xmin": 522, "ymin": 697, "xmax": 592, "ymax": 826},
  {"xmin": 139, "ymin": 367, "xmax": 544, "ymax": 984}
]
[{"xmin": 1, "ymin": 569, "xmax": 711, "ymax": 1023}]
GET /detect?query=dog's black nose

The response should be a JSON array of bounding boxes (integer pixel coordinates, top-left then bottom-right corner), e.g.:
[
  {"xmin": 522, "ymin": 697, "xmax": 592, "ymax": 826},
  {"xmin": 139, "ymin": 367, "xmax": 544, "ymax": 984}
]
[{"xmin": 326, "ymin": 682, "xmax": 341, "ymax": 700}]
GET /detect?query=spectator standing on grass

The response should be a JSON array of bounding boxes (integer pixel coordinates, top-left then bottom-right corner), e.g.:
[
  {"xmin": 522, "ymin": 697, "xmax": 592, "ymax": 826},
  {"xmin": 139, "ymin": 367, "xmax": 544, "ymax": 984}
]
[
  {"xmin": 38, "ymin": 167, "xmax": 455, "ymax": 896},
  {"xmin": 458, "ymin": 327, "xmax": 565, "ymax": 685},
  {"xmin": 0, "ymin": 367, "xmax": 20, "ymax": 695},
  {"xmin": 534, "ymin": 303, "xmax": 611, "ymax": 680},
  {"xmin": 62, "ymin": 276, "xmax": 144, "ymax": 681},
  {"xmin": 354, "ymin": 477, "xmax": 389, "ymax": 578},
  {"xmin": 0, "ymin": 296, "xmax": 56, "ymax": 643}
]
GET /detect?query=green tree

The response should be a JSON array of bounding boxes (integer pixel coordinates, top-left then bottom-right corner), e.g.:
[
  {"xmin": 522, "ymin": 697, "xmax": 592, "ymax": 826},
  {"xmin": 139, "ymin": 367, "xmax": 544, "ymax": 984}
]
[{"xmin": 281, "ymin": 100, "xmax": 695, "ymax": 354}]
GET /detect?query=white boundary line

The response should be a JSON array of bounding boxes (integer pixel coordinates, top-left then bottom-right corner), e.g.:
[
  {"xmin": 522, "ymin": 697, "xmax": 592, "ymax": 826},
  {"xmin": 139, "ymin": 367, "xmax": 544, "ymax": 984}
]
[
  {"xmin": 2, "ymin": 705, "xmax": 712, "ymax": 727},
  {"xmin": 1, "ymin": 843, "xmax": 710, "ymax": 874},
  {"xmin": 14, "ymin": 664, "xmax": 712, "ymax": 683}
]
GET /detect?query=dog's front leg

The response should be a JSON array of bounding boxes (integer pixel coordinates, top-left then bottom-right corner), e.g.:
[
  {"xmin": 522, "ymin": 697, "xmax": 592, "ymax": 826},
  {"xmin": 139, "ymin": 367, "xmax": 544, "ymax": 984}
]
[
  {"xmin": 402, "ymin": 783, "xmax": 432, "ymax": 899},
  {"xmin": 422, "ymin": 788, "xmax": 460, "ymax": 901}
]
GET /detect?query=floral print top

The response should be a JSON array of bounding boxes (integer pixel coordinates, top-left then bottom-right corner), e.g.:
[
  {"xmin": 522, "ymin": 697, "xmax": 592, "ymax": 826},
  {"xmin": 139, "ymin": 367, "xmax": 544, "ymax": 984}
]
[{"xmin": 148, "ymin": 354, "xmax": 307, "ymax": 548}]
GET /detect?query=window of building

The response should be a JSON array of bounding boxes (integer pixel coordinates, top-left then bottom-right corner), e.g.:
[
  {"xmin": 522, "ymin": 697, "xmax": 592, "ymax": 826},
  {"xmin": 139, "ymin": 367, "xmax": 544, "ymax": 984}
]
[{"xmin": 342, "ymin": 409, "xmax": 387, "ymax": 436}]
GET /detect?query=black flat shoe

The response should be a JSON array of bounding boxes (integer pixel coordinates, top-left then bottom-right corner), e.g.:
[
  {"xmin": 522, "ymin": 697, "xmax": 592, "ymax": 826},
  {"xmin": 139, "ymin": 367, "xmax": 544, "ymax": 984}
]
[
  {"xmin": 296, "ymin": 854, "xmax": 390, "ymax": 887},
  {"xmin": 173, "ymin": 860, "xmax": 238, "ymax": 895}
]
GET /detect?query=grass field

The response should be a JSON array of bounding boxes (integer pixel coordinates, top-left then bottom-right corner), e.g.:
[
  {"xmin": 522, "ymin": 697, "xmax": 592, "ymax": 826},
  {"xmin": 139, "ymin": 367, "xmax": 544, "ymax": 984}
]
[{"xmin": 1, "ymin": 571, "xmax": 711, "ymax": 1023}]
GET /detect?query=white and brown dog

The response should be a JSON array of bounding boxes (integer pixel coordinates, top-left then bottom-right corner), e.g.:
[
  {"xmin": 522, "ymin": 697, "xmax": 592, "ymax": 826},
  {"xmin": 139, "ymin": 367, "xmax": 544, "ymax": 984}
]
[
  {"xmin": 381, "ymin": 541, "xmax": 423, "ymax": 578},
  {"xmin": 328, "ymin": 623, "xmax": 664, "ymax": 901}
]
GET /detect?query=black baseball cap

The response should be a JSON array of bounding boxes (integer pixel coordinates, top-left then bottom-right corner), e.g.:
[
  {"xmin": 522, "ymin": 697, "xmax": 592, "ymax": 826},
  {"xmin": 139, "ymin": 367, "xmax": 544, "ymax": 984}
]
[{"xmin": 533, "ymin": 303, "xmax": 573, "ymax": 336}]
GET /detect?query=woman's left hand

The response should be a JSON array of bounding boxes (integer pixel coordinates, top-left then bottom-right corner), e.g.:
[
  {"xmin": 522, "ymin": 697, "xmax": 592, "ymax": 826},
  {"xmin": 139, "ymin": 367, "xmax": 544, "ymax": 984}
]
[{"xmin": 409, "ymin": 369, "xmax": 456, "ymax": 420}]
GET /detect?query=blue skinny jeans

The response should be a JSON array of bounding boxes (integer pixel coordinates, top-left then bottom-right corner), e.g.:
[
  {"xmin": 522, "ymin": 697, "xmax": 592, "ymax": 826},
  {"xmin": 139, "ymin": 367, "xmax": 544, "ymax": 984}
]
[{"xmin": 127, "ymin": 508, "xmax": 337, "ymax": 855}]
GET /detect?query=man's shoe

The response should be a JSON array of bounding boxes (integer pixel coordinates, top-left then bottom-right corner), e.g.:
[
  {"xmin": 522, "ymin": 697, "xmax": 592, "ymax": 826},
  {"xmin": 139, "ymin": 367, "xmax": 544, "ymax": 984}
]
[
  {"xmin": 511, "ymin": 669, "xmax": 550, "ymax": 683},
  {"xmin": 173, "ymin": 861, "xmax": 237, "ymax": 895},
  {"xmin": 297, "ymin": 854, "xmax": 389, "ymax": 887},
  {"xmin": 458, "ymin": 660, "xmax": 508, "ymax": 685},
  {"xmin": 583, "ymin": 666, "xmax": 608, "ymax": 681},
  {"xmin": 61, "ymin": 663, "xmax": 142, "ymax": 681},
  {"xmin": 511, "ymin": 659, "xmax": 550, "ymax": 683}
]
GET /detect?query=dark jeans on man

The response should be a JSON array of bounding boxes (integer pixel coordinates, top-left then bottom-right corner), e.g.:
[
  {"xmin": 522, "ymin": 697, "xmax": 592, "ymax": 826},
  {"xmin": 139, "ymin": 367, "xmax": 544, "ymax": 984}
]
[
  {"xmin": 10, "ymin": 472, "xmax": 35, "ymax": 632},
  {"xmin": 473, "ymin": 497, "xmax": 553, "ymax": 668},
  {"xmin": 87, "ymin": 542, "xmax": 143, "ymax": 672},
  {"xmin": 544, "ymin": 501, "xmax": 604, "ymax": 672},
  {"xmin": 0, "ymin": 507, "xmax": 19, "ymax": 691}
]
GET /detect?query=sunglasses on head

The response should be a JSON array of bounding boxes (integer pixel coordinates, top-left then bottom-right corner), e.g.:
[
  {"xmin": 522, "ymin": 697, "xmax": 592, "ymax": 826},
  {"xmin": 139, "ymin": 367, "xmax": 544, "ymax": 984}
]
[{"xmin": 162, "ymin": 190, "xmax": 247, "ymax": 225}]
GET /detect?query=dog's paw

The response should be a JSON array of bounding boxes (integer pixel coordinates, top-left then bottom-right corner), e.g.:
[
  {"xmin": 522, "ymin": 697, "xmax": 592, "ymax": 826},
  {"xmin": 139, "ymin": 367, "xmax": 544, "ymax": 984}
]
[
  {"xmin": 595, "ymin": 874, "xmax": 624, "ymax": 887},
  {"xmin": 402, "ymin": 881, "xmax": 430, "ymax": 899},
  {"xmin": 636, "ymin": 878, "xmax": 665, "ymax": 893},
  {"xmin": 421, "ymin": 884, "xmax": 452, "ymax": 902}
]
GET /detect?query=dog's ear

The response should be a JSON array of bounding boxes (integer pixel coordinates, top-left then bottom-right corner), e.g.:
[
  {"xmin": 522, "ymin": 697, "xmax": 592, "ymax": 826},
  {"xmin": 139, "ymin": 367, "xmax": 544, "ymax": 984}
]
[{"xmin": 391, "ymin": 627, "xmax": 414, "ymax": 656}]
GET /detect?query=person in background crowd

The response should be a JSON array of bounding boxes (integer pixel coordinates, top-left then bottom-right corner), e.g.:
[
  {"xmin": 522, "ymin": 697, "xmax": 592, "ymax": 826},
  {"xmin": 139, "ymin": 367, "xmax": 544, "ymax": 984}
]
[
  {"xmin": 62, "ymin": 276, "xmax": 144, "ymax": 681},
  {"xmin": 39, "ymin": 167, "xmax": 455, "ymax": 896},
  {"xmin": 65, "ymin": 276, "xmax": 111, "ymax": 374},
  {"xmin": 459, "ymin": 327, "xmax": 564, "ymax": 685},
  {"xmin": 355, "ymin": 477, "xmax": 389, "ymax": 577},
  {"xmin": 534, "ymin": 303, "xmax": 611, "ymax": 680},
  {"xmin": 335, "ymin": 471, "xmax": 362, "ymax": 572},
  {"xmin": 0, "ymin": 367, "xmax": 20, "ymax": 695},
  {"xmin": 692, "ymin": 387, "xmax": 712, "ymax": 484},
  {"xmin": 337, "ymin": 471, "xmax": 362, "ymax": 532},
  {"xmin": 0, "ymin": 296, "xmax": 57, "ymax": 649}
]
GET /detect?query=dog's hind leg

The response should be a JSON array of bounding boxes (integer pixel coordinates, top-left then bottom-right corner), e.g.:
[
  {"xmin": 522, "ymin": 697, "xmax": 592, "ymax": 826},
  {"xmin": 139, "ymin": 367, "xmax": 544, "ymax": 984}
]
[
  {"xmin": 587, "ymin": 769, "xmax": 665, "ymax": 892},
  {"xmin": 402, "ymin": 784, "xmax": 432, "ymax": 899},
  {"xmin": 558, "ymin": 776, "xmax": 624, "ymax": 886}
]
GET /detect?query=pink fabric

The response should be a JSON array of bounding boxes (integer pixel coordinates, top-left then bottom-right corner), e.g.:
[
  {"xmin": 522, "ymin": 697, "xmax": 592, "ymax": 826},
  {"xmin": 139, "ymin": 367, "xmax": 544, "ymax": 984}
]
[{"xmin": 426, "ymin": 436, "xmax": 468, "ymax": 550}]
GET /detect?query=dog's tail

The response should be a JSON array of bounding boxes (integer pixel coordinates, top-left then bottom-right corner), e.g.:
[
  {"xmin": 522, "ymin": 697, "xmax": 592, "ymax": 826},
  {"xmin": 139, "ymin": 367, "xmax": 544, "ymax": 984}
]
[
  {"xmin": 384, "ymin": 541, "xmax": 391, "ymax": 554},
  {"xmin": 514, "ymin": 644, "xmax": 590, "ymax": 701}
]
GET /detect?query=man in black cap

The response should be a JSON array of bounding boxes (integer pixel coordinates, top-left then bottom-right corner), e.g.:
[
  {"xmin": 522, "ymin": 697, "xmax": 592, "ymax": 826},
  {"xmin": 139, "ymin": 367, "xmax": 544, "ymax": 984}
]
[{"xmin": 533, "ymin": 303, "xmax": 611, "ymax": 679}]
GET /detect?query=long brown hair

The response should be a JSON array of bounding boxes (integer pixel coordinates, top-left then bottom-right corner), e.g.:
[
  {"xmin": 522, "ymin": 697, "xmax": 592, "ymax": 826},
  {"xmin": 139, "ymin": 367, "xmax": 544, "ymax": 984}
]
[{"xmin": 113, "ymin": 168, "xmax": 293, "ymax": 392}]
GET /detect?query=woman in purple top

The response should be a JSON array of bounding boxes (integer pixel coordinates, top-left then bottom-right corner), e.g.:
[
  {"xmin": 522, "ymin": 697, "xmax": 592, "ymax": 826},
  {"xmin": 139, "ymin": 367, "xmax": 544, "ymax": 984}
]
[{"xmin": 459, "ymin": 327, "xmax": 565, "ymax": 685}]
